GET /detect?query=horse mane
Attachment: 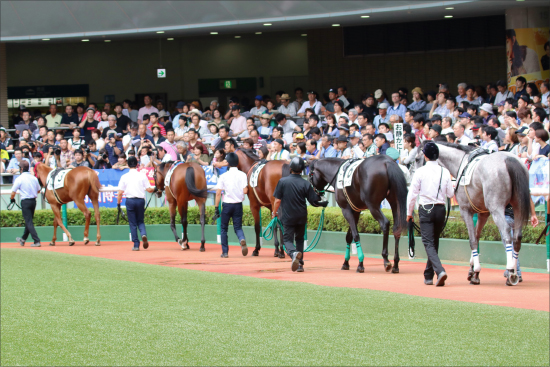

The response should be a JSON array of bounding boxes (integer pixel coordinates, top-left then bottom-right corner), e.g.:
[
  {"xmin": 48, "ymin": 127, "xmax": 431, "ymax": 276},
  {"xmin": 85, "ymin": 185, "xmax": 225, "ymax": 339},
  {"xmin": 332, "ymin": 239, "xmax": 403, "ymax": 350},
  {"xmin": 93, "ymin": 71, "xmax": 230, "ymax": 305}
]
[
  {"xmin": 238, "ymin": 148, "xmax": 260, "ymax": 162},
  {"xmin": 432, "ymin": 141, "xmax": 477, "ymax": 153},
  {"xmin": 158, "ymin": 161, "xmax": 174, "ymax": 175}
]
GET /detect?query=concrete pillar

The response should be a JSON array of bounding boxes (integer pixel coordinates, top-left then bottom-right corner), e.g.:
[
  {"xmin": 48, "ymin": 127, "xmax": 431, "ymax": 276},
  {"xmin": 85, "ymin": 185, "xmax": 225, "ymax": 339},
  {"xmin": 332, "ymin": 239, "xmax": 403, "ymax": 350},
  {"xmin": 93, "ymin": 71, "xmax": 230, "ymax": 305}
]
[
  {"xmin": 0, "ymin": 43, "xmax": 8, "ymax": 128},
  {"xmin": 505, "ymin": 6, "xmax": 549, "ymax": 28}
]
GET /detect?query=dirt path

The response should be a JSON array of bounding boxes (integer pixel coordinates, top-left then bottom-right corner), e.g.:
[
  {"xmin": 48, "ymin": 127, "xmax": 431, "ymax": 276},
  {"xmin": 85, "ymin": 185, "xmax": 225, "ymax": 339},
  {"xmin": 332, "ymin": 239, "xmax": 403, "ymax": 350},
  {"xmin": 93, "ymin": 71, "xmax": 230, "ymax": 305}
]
[{"xmin": 3, "ymin": 241, "xmax": 548, "ymax": 312}]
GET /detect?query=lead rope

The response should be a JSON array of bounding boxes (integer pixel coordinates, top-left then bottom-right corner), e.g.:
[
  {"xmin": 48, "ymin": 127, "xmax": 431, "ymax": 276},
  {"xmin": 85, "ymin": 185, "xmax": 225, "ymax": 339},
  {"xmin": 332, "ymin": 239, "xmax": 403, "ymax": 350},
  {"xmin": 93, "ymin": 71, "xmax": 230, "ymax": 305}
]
[{"xmin": 304, "ymin": 207, "xmax": 325, "ymax": 252}]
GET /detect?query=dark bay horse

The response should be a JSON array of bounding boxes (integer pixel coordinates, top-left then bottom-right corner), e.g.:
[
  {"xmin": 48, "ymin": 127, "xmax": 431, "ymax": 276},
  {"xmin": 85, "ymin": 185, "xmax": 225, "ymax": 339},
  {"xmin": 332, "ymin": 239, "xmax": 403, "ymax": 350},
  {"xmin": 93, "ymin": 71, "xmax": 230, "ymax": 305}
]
[
  {"xmin": 34, "ymin": 163, "xmax": 101, "ymax": 246},
  {"xmin": 235, "ymin": 149, "xmax": 289, "ymax": 258},
  {"xmin": 309, "ymin": 156, "xmax": 408, "ymax": 273},
  {"xmin": 154, "ymin": 161, "xmax": 208, "ymax": 251},
  {"xmin": 415, "ymin": 142, "xmax": 531, "ymax": 285}
]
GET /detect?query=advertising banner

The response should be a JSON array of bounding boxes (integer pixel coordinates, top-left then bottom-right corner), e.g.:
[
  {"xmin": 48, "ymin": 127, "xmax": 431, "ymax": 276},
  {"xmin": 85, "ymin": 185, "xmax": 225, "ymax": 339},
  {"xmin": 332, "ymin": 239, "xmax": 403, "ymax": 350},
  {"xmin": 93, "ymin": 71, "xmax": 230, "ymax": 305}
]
[{"xmin": 506, "ymin": 27, "xmax": 550, "ymax": 92}]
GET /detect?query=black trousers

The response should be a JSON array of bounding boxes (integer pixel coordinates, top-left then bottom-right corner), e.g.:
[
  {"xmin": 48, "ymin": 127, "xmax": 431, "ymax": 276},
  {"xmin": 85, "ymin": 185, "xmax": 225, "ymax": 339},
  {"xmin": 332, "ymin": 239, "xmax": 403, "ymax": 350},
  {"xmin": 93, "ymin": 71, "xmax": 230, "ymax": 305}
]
[
  {"xmin": 419, "ymin": 204, "xmax": 446, "ymax": 280},
  {"xmin": 21, "ymin": 198, "xmax": 40, "ymax": 244},
  {"xmin": 282, "ymin": 221, "xmax": 305, "ymax": 265}
]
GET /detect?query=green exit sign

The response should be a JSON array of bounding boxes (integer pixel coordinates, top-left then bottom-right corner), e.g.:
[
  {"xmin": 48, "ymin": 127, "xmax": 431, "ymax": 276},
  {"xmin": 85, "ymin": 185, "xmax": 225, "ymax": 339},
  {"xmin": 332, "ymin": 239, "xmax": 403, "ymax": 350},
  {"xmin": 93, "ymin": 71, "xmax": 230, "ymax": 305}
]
[{"xmin": 219, "ymin": 79, "xmax": 236, "ymax": 89}]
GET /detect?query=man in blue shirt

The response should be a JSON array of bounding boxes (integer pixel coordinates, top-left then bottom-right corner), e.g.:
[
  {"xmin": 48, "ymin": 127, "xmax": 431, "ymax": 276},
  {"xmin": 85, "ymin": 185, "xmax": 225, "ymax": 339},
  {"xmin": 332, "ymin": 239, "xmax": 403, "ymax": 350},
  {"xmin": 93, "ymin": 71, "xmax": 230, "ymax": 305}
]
[
  {"xmin": 387, "ymin": 92, "xmax": 407, "ymax": 121},
  {"xmin": 374, "ymin": 134, "xmax": 390, "ymax": 155},
  {"xmin": 514, "ymin": 76, "xmax": 528, "ymax": 100},
  {"xmin": 171, "ymin": 101, "xmax": 187, "ymax": 129},
  {"xmin": 104, "ymin": 133, "xmax": 123, "ymax": 165},
  {"xmin": 319, "ymin": 135, "xmax": 338, "ymax": 158},
  {"xmin": 6, "ymin": 148, "xmax": 31, "ymax": 179},
  {"xmin": 11, "ymin": 160, "xmax": 41, "ymax": 247}
]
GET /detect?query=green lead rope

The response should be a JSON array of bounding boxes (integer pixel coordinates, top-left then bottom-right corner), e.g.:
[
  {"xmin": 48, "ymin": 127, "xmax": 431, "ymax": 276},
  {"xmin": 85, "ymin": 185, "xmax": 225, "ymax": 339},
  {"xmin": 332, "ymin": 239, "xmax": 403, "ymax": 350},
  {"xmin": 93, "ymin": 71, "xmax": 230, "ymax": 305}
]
[{"xmin": 261, "ymin": 208, "xmax": 326, "ymax": 253}]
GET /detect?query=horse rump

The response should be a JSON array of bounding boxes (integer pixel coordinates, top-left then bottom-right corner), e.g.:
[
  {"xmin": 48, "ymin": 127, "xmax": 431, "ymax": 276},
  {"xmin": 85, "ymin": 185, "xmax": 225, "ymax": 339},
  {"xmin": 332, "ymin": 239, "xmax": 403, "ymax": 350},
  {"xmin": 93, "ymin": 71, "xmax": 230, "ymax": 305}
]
[
  {"xmin": 185, "ymin": 166, "xmax": 208, "ymax": 198},
  {"xmin": 505, "ymin": 157, "xmax": 531, "ymax": 231},
  {"xmin": 386, "ymin": 159, "xmax": 408, "ymax": 234}
]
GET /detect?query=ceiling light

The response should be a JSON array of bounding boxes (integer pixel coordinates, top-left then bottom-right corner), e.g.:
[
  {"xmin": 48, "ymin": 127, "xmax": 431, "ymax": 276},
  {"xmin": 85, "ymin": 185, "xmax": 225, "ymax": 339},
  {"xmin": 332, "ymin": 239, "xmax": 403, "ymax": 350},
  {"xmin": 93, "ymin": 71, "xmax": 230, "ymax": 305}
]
[
  {"xmin": 255, "ymin": 32, "xmax": 262, "ymax": 35},
  {"xmin": 104, "ymin": 40, "xmax": 111, "ymax": 42},
  {"xmin": 81, "ymin": 39, "xmax": 89, "ymax": 42},
  {"xmin": 167, "ymin": 38, "xmax": 174, "ymax": 40},
  {"xmin": 156, "ymin": 31, "xmax": 164, "ymax": 34},
  {"xmin": 445, "ymin": 7, "xmax": 454, "ymax": 9},
  {"xmin": 264, "ymin": 23, "xmax": 272, "ymax": 26},
  {"xmin": 301, "ymin": 34, "xmax": 307, "ymax": 36},
  {"xmin": 210, "ymin": 32, "xmax": 218, "ymax": 35},
  {"xmin": 235, "ymin": 36, "xmax": 241, "ymax": 38},
  {"xmin": 42, "ymin": 38, "xmax": 50, "ymax": 41},
  {"xmin": 361, "ymin": 15, "xmax": 370, "ymax": 18},
  {"xmin": 332, "ymin": 24, "xmax": 340, "ymax": 27},
  {"xmin": 444, "ymin": 15, "xmax": 453, "ymax": 18}
]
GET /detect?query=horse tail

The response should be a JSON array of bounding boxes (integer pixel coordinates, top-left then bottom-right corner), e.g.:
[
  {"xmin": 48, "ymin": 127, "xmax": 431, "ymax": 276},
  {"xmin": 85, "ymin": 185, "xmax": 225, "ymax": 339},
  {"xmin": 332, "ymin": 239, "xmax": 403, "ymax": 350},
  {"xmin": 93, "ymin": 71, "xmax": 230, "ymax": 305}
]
[
  {"xmin": 505, "ymin": 157, "xmax": 530, "ymax": 231},
  {"xmin": 185, "ymin": 166, "xmax": 208, "ymax": 198},
  {"xmin": 88, "ymin": 168, "xmax": 101, "ymax": 197},
  {"xmin": 386, "ymin": 160, "xmax": 408, "ymax": 234},
  {"xmin": 281, "ymin": 163, "xmax": 290, "ymax": 178}
]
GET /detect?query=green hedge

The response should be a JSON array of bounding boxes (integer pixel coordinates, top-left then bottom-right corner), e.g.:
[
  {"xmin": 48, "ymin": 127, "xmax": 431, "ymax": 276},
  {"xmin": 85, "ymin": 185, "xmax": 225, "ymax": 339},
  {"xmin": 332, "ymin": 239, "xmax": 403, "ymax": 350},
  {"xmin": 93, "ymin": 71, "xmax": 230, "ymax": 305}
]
[{"xmin": 0, "ymin": 206, "xmax": 544, "ymax": 243}]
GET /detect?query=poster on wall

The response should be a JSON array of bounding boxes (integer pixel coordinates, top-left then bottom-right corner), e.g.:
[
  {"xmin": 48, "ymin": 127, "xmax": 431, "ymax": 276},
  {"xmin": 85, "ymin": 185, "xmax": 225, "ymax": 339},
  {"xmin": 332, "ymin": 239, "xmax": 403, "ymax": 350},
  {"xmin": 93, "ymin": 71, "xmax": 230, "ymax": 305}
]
[{"xmin": 506, "ymin": 27, "xmax": 550, "ymax": 93}]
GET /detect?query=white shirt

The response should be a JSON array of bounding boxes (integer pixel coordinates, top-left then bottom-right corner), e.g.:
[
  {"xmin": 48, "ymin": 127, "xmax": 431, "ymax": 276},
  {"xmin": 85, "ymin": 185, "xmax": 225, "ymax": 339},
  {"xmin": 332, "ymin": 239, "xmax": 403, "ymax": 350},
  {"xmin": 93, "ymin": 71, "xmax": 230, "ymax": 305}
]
[
  {"xmin": 406, "ymin": 161, "xmax": 454, "ymax": 216},
  {"xmin": 495, "ymin": 90, "xmax": 514, "ymax": 105},
  {"xmin": 434, "ymin": 106, "xmax": 450, "ymax": 118},
  {"xmin": 271, "ymin": 149, "xmax": 290, "ymax": 161},
  {"xmin": 97, "ymin": 120, "xmax": 109, "ymax": 131},
  {"xmin": 279, "ymin": 120, "xmax": 297, "ymax": 143},
  {"xmin": 278, "ymin": 103, "xmax": 297, "ymax": 117},
  {"xmin": 442, "ymin": 127, "xmax": 453, "ymax": 135},
  {"xmin": 484, "ymin": 140, "xmax": 498, "ymax": 153},
  {"xmin": 215, "ymin": 167, "xmax": 247, "ymax": 203},
  {"xmin": 118, "ymin": 169, "xmax": 153, "ymax": 199},
  {"xmin": 456, "ymin": 135, "xmax": 472, "ymax": 145},
  {"xmin": 249, "ymin": 106, "xmax": 267, "ymax": 116},
  {"xmin": 541, "ymin": 91, "xmax": 549, "ymax": 107},
  {"xmin": 297, "ymin": 100, "xmax": 322, "ymax": 115}
]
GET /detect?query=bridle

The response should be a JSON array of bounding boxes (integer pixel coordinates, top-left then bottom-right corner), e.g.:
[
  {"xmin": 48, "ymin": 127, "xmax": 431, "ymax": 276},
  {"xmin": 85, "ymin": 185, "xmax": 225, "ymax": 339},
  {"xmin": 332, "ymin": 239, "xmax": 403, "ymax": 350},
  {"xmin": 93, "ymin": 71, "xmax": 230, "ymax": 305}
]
[{"xmin": 309, "ymin": 160, "xmax": 346, "ymax": 196}]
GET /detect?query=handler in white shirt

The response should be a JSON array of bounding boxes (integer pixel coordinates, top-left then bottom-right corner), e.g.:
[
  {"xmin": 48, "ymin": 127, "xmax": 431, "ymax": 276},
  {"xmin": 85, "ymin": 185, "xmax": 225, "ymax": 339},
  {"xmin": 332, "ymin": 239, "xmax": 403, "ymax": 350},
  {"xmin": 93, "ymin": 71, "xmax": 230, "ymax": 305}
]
[
  {"xmin": 117, "ymin": 156, "xmax": 156, "ymax": 251},
  {"xmin": 406, "ymin": 142, "xmax": 454, "ymax": 287},
  {"xmin": 213, "ymin": 153, "xmax": 249, "ymax": 257}
]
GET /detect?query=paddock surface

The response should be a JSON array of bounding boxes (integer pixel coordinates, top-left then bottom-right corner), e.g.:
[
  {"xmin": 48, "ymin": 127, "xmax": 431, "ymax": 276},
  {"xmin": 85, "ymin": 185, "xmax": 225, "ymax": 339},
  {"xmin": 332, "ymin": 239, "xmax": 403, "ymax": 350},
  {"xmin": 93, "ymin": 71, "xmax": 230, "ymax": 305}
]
[{"xmin": 2, "ymin": 240, "xmax": 548, "ymax": 312}]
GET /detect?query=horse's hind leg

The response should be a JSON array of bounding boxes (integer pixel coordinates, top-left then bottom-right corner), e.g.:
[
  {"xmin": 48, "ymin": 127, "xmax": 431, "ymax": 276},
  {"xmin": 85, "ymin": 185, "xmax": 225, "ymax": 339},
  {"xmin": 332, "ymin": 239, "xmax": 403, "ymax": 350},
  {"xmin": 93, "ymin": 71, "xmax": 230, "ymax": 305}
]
[
  {"xmin": 92, "ymin": 198, "xmax": 101, "ymax": 246},
  {"xmin": 342, "ymin": 228, "xmax": 352, "ymax": 270},
  {"xmin": 179, "ymin": 202, "xmax": 191, "ymax": 250},
  {"xmin": 250, "ymin": 203, "xmax": 261, "ymax": 256},
  {"xmin": 50, "ymin": 204, "xmax": 59, "ymax": 246},
  {"xmin": 492, "ymin": 210, "xmax": 518, "ymax": 285},
  {"xmin": 51, "ymin": 203, "xmax": 74, "ymax": 246},
  {"xmin": 74, "ymin": 199, "xmax": 91, "ymax": 245},
  {"xmin": 369, "ymin": 206, "xmax": 391, "ymax": 272},
  {"xmin": 198, "ymin": 198, "xmax": 206, "ymax": 251},
  {"xmin": 387, "ymin": 195, "xmax": 401, "ymax": 273},
  {"xmin": 168, "ymin": 201, "xmax": 182, "ymax": 248}
]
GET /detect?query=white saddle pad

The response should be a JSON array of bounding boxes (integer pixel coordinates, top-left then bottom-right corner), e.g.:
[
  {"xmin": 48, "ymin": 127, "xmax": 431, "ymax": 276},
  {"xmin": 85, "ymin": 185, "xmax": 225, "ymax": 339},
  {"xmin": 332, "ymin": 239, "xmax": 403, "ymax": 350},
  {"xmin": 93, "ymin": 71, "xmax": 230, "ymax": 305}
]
[
  {"xmin": 250, "ymin": 162, "xmax": 267, "ymax": 188},
  {"xmin": 459, "ymin": 156, "xmax": 487, "ymax": 186},
  {"xmin": 164, "ymin": 161, "xmax": 186, "ymax": 188},
  {"xmin": 46, "ymin": 169, "xmax": 71, "ymax": 191},
  {"xmin": 343, "ymin": 160, "xmax": 363, "ymax": 188}
]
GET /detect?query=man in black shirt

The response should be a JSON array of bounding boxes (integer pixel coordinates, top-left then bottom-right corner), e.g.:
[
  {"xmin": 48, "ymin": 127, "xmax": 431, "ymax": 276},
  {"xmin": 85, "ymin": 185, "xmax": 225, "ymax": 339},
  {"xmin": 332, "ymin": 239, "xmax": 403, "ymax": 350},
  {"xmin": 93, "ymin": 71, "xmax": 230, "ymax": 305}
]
[
  {"xmin": 79, "ymin": 107, "xmax": 99, "ymax": 143},
  {"xmin": 114, "ymin": 103, "xmax": 131, "ymax": 132},
  {"xmin": 272, "ymin": 157, "xmax": 327, "ymax": 272}
]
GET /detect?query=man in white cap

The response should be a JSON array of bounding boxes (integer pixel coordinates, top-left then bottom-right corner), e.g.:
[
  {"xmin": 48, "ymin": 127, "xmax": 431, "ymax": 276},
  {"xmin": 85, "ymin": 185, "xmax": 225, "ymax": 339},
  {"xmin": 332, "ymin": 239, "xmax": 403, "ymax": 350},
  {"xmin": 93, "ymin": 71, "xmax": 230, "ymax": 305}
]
[
  {"xmin": 277, "ymin": 94, "xmax": 297, "ymax": 118},
  {"xmin": 373, "ymin": 103, "xmax": 390, "ymax": 132},
  {"xmin": 479, "ymin": 103, "xmax": 495, "ymax": 124},
  {"xmin": 374, "ymin": 89, "xmax": 389, "ymax": 107}
]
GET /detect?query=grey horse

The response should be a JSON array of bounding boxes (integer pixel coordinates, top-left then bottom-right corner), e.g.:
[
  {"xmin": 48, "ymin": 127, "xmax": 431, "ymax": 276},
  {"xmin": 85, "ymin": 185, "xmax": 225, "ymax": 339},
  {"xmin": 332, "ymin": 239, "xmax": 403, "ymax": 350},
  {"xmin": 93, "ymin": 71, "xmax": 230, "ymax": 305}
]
[{"xmin": 415, "ymin": 142, "xmax": 531, "ymax": 286}]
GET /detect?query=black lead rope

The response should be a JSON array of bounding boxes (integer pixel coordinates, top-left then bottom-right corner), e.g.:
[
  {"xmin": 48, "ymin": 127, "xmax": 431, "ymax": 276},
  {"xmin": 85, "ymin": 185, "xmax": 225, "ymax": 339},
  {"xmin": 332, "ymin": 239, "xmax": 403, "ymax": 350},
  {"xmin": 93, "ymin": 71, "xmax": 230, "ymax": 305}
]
[{"xmin": 7, "ymin": 201, "xmax": 22, "ymax": 210}]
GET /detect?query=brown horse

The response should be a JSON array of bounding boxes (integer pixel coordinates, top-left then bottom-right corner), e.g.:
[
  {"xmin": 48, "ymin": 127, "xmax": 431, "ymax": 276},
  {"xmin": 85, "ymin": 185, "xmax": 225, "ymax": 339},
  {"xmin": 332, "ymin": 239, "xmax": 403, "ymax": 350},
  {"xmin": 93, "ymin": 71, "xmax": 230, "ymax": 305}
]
[
  {"xmin": 34, "ymin": 163, "xmax": 101, "ymax": 246},
  {"xmin": 235, "ymin": 149, "xmax": 289, "ymax": 257},
  {"xmin": 153, "ymin": 161, "xmax": 208, "ymax": 250}
]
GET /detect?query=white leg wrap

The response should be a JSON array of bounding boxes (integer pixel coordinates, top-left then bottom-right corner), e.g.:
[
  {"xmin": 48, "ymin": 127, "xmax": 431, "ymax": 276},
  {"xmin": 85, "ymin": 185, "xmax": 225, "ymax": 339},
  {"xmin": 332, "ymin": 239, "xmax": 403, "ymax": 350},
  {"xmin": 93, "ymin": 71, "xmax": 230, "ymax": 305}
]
[
  {"xmin": 472, "ymin": 250, "xmax": 481, "ymax": 272},
  {"xmin": 351, "ymin": 242, "xmax": 357, "ymax": 255},
  {"xmin": 505, "ymin": 244, "xmax": 513, "ymax": 269}
]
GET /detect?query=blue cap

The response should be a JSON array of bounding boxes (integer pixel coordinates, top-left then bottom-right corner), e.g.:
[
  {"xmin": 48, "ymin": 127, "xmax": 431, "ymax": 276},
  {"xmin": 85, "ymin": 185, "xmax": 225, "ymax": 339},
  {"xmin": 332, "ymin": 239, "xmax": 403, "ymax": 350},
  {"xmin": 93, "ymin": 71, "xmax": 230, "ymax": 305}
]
[
  {"xmin": 255, "ymin": 95, "xmax": 263, "ymax": 101},
  {"xmin": 458, "ymin": 112, "xmax": 471, "ymax": 118}
]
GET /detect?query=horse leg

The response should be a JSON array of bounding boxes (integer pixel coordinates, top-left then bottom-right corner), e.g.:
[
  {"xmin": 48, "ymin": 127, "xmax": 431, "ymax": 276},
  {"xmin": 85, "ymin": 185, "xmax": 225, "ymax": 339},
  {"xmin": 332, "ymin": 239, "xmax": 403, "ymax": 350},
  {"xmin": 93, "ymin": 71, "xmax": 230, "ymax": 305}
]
[
  {"xmin": 74, "ymin": 199, "xmax": 91, "ymax": 245},
  {"xmin": 92, "ymin": 198, "xmax": 101, "ymax": 246},
  {"xmin": 168, "ymin": 202, "xmax": 182, "ymax": 247},
  {"xmin": 460, "ymin": 209, "xmax": 482, "ymax": 284},
  {"xmin": 251, "ymin": 204, "xmax": 261, "ymax": 256},
  {"xmin": 511, "ymin": 226, "xmax": 523, "ymax": 285},
  {"xmin": 199, "ymin": 198, "xmax": 206, "ymax": 251},
  {"xmin": 50, "ymin": 204, "xmax": 59, "ymax": 246},
  {"xmin": 51, "ymin": 204, "xmax": 74, "ymax": 246},
  {"xmin": 491, "ymin": 210, "xmax": 518, "ymax": 285},
  {"xmin": 342, "ymin": 207, "xmax": 363, "ymax": 273},
  {"xmin": 387, "ymin": 195, "xmax": 401, "ymax": 274},
  {"xmin": 179, "ymin": 202, "xmax": 191, "ymax": 250},
  {"xmin": 369, "ymin": 206, "xmax": 391, "ymax": 272},
  {"xmin": 342, "ymin": 228, "xmax": 352, "ymax": 270}
]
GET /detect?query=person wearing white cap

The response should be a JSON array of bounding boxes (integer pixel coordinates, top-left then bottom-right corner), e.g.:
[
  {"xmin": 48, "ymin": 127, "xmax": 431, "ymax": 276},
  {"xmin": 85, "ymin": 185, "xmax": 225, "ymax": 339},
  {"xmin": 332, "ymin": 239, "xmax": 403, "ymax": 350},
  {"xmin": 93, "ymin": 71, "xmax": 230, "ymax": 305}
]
[
  {"xmin": 346, "ymin": 131, "xmax": 363, "ymax": 158},
  {"xmin": 479, "ymin": 103, "xmax": 495, "ymax": 124},
  {"xmin": 373, "ymin": 103, "xmax": 390, "ymax": 132},
  {"xmin": 374, "ymin": 89, "xmax": 389, "ymax": 107}
]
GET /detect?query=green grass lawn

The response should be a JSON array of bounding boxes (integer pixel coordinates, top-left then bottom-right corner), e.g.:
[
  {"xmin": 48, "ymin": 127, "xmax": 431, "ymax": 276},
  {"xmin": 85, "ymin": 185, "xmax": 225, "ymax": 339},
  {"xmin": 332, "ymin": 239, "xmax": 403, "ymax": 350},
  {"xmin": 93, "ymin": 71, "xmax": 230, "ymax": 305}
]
[{"xmin": 1, "ymin": 249, "xmax": 548, "ymax": 366}]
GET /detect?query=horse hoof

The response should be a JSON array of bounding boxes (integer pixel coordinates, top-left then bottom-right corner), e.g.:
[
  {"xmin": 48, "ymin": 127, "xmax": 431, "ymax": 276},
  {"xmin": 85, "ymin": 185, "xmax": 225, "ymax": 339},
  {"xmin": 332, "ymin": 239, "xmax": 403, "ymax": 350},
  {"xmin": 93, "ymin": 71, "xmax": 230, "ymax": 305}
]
[
  {"xmin": 507, "ymin": 271, "xmax": 519, "ymax": 286},
  {"xmin": 341, "ymin": 264, "xmax": 350, "ymax": 270},
  {"xmin": 273, "ymin": 250, "xmax": 279, "ymax": 257},
  {"xmin": 391, "ymin": 267, "xmax": 400, "ymax": 274},
  {"xmin": 49, "ymin": 243, "xmax": 55, "ymax": 246},
  {"xmin": 185, "ymin": 244, "xmax": 190, "ymax": 250},
  {"xmin": 69, "ymin": 241, "xmax": 75, "ymax": 246},
  {"xmin": 356, "ymin": 266, "xmax": 365, "ymax": 273},
  {"xmin": 83, "ymin": 239, "xmax": 89, "ymax": 245},
  {"xmin": 385, "ymin": 263, "xmax": 393, "ymax": 272},
  {"xmin": 470, "ymin": 272, "xmax": 480, "ymax": 285},
  {"xmin": 467, "ymin": 266, "xmax": 474, "ymax": 281},
  {"xmin": 199, "ymin": 247, "xmax": 205, "ymax": 252},
  {"xmin": 278, "ymin": 252, "xmax": 285, "ymax": 259},
  {"xmin": 252, "ymin": 250, "xmax": 259, "ymax": 256},
  {"xmin": 95, "ymin": 242, "xmax": 100, "ymax": 246}
]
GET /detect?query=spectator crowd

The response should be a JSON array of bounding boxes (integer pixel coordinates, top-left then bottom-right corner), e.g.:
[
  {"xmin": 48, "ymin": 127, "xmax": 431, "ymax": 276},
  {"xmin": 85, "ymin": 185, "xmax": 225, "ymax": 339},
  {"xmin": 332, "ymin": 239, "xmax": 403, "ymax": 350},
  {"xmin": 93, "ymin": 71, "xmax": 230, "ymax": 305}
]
[{"xmin": 1, "ymin": 79, "xmax": 549, "ymax": 182}]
